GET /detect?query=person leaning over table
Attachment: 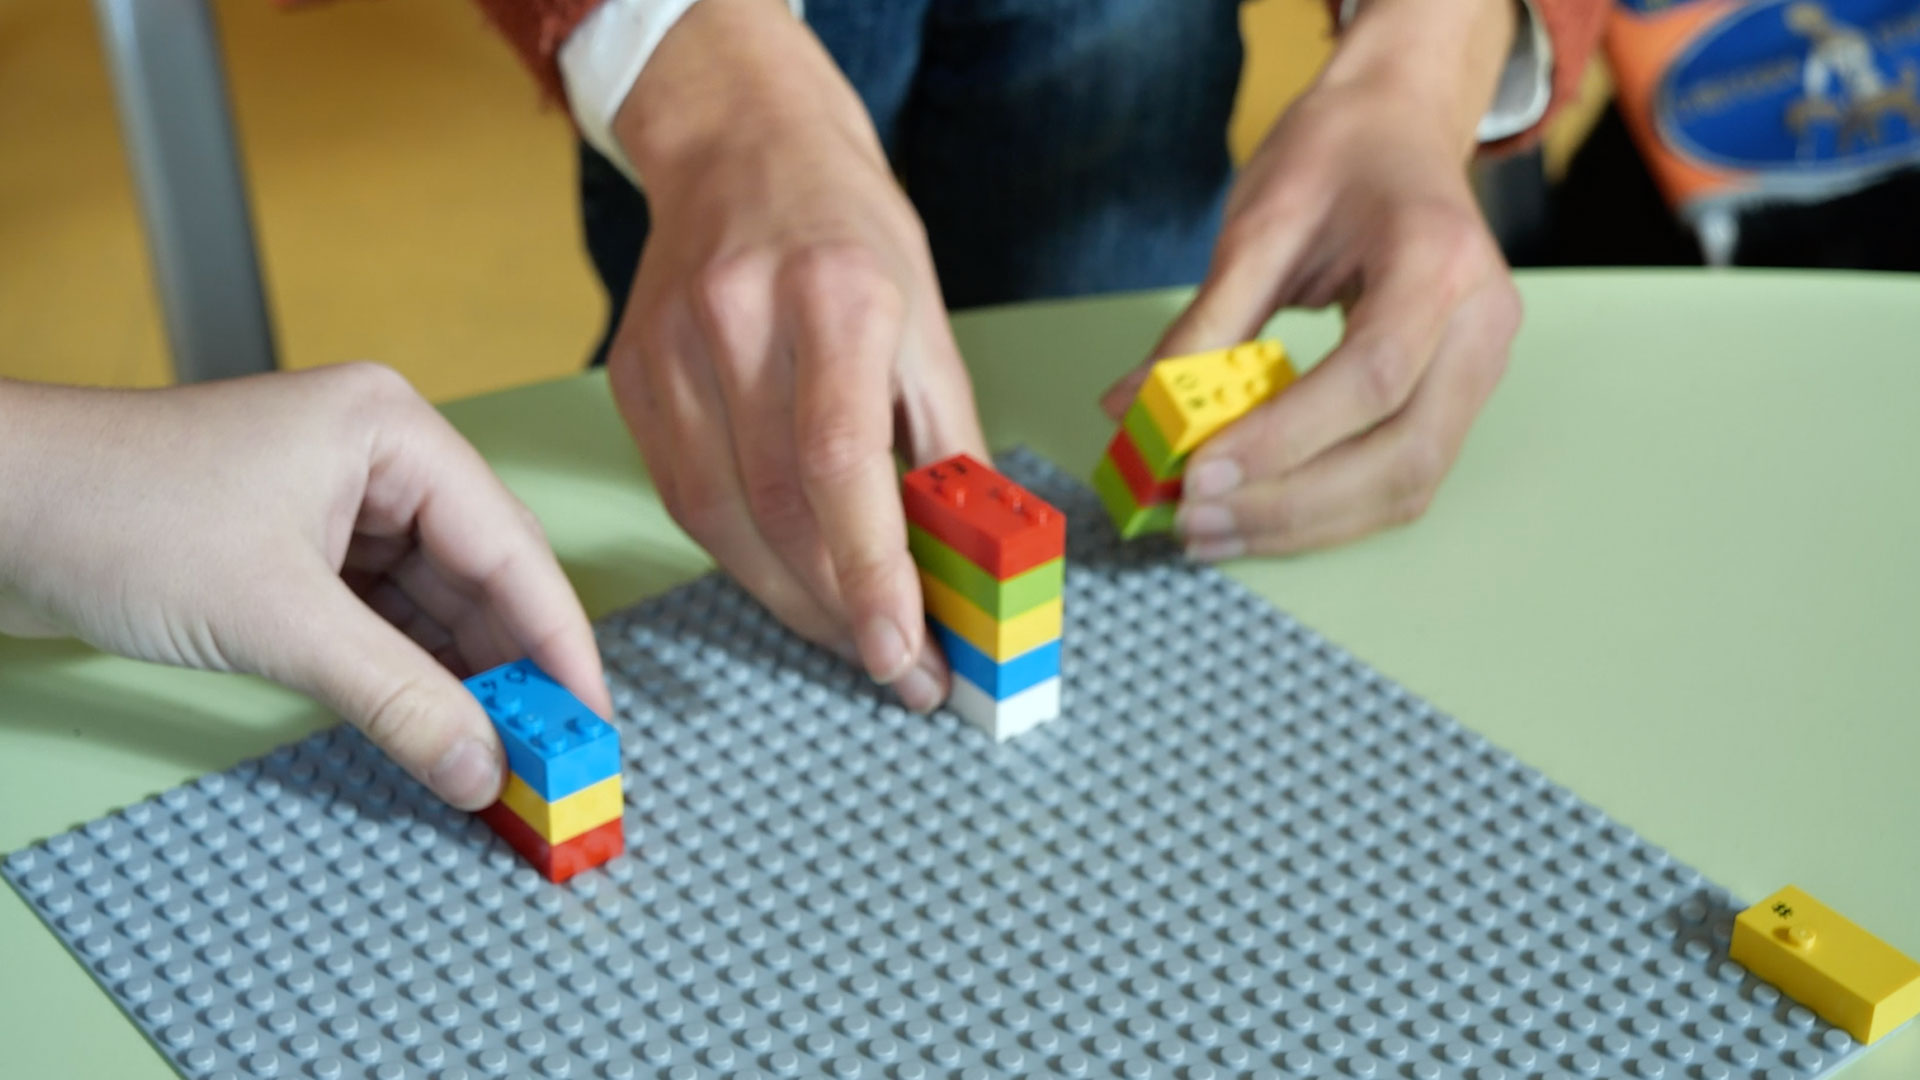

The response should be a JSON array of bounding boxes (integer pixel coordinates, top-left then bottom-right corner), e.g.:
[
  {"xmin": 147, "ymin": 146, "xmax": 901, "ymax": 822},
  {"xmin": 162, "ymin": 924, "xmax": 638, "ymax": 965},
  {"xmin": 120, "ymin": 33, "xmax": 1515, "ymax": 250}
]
[
  {"xmin": 0, "ymin": 365, "xmax": 611, "ymax": 811},
  {"xmin": 471, "ymin": 0, "xmax": 1606, "ymax": 714}
]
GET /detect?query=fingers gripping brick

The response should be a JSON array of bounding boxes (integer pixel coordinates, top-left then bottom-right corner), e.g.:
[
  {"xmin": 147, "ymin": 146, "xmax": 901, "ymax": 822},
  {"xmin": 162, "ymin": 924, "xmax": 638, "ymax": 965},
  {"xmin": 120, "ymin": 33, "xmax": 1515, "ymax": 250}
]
[{"xmin": 1095, "ymin": 340, "xmax": 1297, "ymax": 538}]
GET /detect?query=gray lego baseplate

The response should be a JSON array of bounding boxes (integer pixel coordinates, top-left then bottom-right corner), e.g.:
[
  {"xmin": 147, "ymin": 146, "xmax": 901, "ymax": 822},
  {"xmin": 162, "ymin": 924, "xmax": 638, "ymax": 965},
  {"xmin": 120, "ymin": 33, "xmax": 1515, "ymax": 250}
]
[{"xmin": 5, "ymin": 450, "xmax": 1874, "ymax": 1080}]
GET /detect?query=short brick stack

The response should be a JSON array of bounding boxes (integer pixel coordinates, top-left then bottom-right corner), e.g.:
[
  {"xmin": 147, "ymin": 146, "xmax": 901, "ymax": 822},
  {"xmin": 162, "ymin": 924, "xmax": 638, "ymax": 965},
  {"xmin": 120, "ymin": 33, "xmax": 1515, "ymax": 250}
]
[
  {"xmin": 904, "ymin": 453, "xmax": 1066, "ymax": 740},
  {"xmin": 1094, "ymin": 340, "xmax": 1296, "ymax": 538},
  {"xmin": 465, "ymin": 659, "xmax": 624, "ymax": 883}
]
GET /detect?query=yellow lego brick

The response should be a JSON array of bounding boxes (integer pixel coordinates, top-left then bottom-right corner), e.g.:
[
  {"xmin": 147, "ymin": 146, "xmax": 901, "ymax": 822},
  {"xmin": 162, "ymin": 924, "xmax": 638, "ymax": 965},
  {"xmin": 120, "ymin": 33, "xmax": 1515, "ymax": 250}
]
[
  {"xmin": 498, "ymin": 772, "xmax": 623, "ymax": 845},
  {"xmin": 919, "ymin": 570, "xmax": 1062, "ymax": 661},
  {"xmin": 1136, "ymin": 340, "xmax": 1296, "ymax": 456},
  {"xmin": 1730, "ymin": 885, "xmax": 1920, "ymax": 1044}
]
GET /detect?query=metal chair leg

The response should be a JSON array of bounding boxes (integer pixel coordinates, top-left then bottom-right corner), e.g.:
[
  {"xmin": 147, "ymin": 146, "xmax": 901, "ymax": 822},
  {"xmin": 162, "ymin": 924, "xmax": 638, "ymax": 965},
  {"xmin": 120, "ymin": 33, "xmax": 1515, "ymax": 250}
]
[{"xmin": 93, "ymin": 0, "xmax": 278, "ymax": 382}]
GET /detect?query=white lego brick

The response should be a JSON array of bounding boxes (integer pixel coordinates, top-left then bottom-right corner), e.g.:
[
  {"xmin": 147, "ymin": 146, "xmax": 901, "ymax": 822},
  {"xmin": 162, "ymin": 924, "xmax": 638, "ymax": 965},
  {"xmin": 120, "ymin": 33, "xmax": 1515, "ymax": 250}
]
[{"xmin": 947, "ymin": 673, "xmax": 1061, "ymax": 741}]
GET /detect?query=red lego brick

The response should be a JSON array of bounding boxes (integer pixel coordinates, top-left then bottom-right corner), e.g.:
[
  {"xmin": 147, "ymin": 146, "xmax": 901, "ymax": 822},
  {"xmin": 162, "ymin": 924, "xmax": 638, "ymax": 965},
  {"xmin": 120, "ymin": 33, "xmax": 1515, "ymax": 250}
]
[
  {"xmin": 1105, "ymin": 428, "xmax": 1182, "ymax": 507},
  {"xmin": 902, "ymin": 453, "xmax": 1066, "ymax": 579},
  {"xmin": 478, "ymin": 800, "xmax": 624, "ymax": 883}
]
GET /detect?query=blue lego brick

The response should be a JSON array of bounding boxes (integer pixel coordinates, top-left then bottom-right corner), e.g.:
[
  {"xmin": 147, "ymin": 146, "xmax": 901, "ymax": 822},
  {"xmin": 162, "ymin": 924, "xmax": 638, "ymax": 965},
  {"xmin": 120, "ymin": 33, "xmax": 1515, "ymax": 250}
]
[
  {"xmin": 0, "ymin": 450, "xmax": 1887, "ymax": 1080},
  {"xmin": 464, "ymin": 658, "xmax": 618, "ymax": 800},
  {"xmin": 928, "ymin": 619, "xmax": 1060, "ymax": 699}
]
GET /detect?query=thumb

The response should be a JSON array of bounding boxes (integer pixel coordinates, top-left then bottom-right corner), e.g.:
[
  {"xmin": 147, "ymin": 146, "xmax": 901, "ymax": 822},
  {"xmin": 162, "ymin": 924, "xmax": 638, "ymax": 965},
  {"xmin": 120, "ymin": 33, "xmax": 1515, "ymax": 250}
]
[{"xmin": 269, "ymin": 569, "xmax": 505, "ymax": 811}]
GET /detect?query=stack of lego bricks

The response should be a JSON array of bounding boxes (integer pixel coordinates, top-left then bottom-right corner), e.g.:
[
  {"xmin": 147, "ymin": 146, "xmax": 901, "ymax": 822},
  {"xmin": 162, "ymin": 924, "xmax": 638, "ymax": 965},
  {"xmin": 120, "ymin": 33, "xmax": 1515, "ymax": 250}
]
[
  {"xmin": 904, "ymin": 453, "xmax": 1066, "ymax": 740},
  {"xmin": 1094, "ymin": 340, "xmax": 1297, "ymax": 538},
  {"xmin": 465, "ymin": 659, "xmax": 624, "ymax": 883}
]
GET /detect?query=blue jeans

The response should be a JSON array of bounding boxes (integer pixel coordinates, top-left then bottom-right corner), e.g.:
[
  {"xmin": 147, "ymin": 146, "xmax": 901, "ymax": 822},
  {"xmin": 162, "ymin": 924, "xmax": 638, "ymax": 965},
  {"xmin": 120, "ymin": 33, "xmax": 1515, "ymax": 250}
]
[{"xmin": 582, "ymin": 0, "xmax": 1246, "ymax": 363}]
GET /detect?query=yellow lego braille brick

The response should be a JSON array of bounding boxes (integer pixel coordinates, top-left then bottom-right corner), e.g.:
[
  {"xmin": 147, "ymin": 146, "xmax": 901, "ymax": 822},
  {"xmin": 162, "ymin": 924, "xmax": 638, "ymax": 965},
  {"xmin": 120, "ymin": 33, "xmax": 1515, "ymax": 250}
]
[
  {"xmin": 498, "ymin": 772, "xmax": 624, "ymax": 845},
  {"xmin": 1136, "ymin": 340, "xmax": 1296, "ymax": 456},
  {"xmin": 920, "ymin": 570, "xmax": 1063, "ymax": 661},
  {"xmin": 1730, "ymin": 885, "xmax": 1920, "ymax": 1044}
]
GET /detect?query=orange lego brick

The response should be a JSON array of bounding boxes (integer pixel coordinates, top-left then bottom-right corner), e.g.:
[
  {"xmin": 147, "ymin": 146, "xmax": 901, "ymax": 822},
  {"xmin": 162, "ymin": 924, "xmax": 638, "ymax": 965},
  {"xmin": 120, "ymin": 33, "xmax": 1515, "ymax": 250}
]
[{"xmin": 902, "ymin": 453, "xmax": 1066, "ymax": 579}]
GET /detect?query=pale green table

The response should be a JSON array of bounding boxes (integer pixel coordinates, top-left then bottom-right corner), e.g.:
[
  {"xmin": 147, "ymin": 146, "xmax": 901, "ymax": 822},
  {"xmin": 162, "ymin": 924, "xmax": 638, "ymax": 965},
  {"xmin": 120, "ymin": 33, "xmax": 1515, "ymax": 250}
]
[{"xmin": 4, "ymin": 271, "xmax": 1917, "ymax": 1076}]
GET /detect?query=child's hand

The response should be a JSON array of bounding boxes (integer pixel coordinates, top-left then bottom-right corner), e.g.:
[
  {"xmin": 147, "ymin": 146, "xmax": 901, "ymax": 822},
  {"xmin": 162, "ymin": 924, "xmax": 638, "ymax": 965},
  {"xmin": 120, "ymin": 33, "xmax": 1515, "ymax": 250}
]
[{"xmin": 0, "ymin": 365, "xmax": 610, "ymax": 809}]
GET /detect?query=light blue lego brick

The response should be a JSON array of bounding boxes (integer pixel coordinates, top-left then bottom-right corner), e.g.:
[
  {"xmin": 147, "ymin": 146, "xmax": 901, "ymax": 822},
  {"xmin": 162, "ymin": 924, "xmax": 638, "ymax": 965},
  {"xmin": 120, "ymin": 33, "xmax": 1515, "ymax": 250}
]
[
  {"xmin": 928, "ymin": 620, "xmax": 1060, "ymax": 700},
  {"xmin": 464, "ymin": 659, "xmax": 619, "ymax": 800}
]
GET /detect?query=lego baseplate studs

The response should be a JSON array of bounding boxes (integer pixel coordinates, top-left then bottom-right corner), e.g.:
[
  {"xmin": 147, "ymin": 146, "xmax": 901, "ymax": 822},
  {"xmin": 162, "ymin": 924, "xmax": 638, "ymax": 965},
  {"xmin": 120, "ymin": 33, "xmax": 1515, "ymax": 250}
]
[
  {"xmin": 2, "ymin": 450, "xmax": 1893, "ymax": 1080},
  {"xmin": 466, "ymin": 659, "xmax": 624, "ymax": 881},
  {"xmin": 1731, "ymin": 884, "xmax": 1920, "ymax": 1044},
  {"xmin": 906, "ymin": 453, "xmax": 1065, "ymax": 740},
  {"xmin": 1097, "ymin": 340, "xmax": 1298, "ymax": 538}
]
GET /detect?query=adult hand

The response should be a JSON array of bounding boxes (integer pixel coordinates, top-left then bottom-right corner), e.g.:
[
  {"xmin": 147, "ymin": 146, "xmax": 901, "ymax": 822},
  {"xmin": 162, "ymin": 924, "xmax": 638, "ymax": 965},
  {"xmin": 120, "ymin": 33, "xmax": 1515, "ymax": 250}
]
[
  {"xmin": 603, "ymin": 0, "xmax": 986, "ymax": 710},
  {"xmin": 1100, "ymin": 0, "xmax": 1525, "ymax": 560},
  {"xmin": 0, "ymin": 365, "xmax": 609, "ymax": 810}
]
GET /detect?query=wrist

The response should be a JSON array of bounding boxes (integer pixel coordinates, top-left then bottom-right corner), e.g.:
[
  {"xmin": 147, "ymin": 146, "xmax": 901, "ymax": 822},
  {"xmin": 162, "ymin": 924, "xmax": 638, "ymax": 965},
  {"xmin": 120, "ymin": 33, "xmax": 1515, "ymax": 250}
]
[
  {"xmin": 1318, "ymin": 0, "xmax": 1519, "ymax": 156},
  {"xmin": 0, "ymin": 379, "xmax": 58, "ymax": 606},
  {"xmin": 0, "ymin": 380, "xmax": 30, "ymax": 584},
  {"xmin": 612, "ymin": 0, "xmax": 875, "ymax": 191}
]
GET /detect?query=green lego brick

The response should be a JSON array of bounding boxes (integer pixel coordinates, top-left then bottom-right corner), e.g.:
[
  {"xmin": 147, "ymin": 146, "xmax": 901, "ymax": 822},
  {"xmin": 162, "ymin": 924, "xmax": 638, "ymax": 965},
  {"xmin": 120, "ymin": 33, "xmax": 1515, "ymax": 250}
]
[
  {"xmin": 907, "ymin": 524, "xmax": 1063, "ymax": 617},
  {"xmin": 1123, "ymin": 399, "xmax": 1185, "ymax": 481},
  {"xmin": 1092, "ymin": 455, "xmax": 1176, "ymax": 539}
]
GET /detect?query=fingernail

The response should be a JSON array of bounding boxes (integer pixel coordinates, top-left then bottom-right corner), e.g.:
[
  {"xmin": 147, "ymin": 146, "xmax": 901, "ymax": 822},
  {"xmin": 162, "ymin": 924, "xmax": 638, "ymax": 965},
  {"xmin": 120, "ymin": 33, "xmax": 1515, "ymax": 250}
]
[
  {"xmin": 892, "ymin": 661, "xmax": 945, "ymax": 714},
  {"xmin": 1185, "ymin": 537, "xmax": 1246, "ymax": 562},
  {"xmin": 429, "ymin": 738, "xmax": 502, "ymax": 810},
  {"xmin": 1183, "ymin": 459, "xmax": 1244, "ymax": 500},
  {"xmin": 858, "ymin": 617, "xmax": 914, "ymax": 683},
  {"xmin": 1176, "ymin": 503, "xmax": 1236, "ymax": 540}
]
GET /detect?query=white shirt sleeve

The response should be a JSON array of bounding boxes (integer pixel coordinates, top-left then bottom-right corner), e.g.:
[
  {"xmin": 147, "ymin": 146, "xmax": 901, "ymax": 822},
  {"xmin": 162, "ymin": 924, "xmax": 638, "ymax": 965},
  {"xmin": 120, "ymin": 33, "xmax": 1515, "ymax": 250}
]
[
  {"xmin": 559, "ymin": 0, "xmax": 806, "ymax": 185},
  {"xmin": 1337, "ymin": 0, "xmax": 1554, "ymax": 143}
]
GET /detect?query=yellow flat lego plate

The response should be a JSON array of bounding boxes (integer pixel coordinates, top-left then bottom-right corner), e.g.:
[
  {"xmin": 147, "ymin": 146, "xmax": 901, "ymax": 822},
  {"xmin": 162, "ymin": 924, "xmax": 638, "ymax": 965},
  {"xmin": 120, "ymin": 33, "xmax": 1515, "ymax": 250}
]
[
  {"xmin": 1136, "ymin": 340, "xmax": 1295, "ymax": 456},
  {"xmin": 920, "ymin": 570, "xmax": 1062, "ymax": 661},
  {"xmin": 498, "ymin": 772, "xmax": 624, "ymax": 845},
  {"xmin": 1731, "ymin": 885, "xmax": 1920, "ymax": 1044}
]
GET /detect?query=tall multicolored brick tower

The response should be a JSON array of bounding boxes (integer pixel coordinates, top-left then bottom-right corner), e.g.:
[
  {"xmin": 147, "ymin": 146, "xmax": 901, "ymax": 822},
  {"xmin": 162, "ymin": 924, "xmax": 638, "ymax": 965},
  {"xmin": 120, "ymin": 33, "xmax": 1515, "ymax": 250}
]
[
  {"xmin": 904, "ymin": 454, "xmax": 1066, "ymax": 740},
  {"xmin": 465, "ymin": 659, "xmax": 624, "ymax": 883},
  {"xmin": 1094, "ymin": 340, "xmax": 1297, "ymax": 538}
]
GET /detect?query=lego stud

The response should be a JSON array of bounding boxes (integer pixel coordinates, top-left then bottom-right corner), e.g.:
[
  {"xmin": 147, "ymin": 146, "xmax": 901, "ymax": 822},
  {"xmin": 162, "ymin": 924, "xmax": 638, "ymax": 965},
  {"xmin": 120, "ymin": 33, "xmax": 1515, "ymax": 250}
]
[
  {"xmin": 929, "ymin": 474, "xmax": 967, "ymax": 507},
  {"xmin": 1779, "ymin": 925, "xmax": 1818, "ymax": 950}
]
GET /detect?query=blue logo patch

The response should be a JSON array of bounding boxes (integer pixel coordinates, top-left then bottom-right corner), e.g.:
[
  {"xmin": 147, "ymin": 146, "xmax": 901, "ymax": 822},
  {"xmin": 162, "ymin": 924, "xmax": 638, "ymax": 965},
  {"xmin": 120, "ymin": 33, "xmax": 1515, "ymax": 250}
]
[{"xmin": 1657, "ymin": 0, "xmax": 1920, "ymax": 171}]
